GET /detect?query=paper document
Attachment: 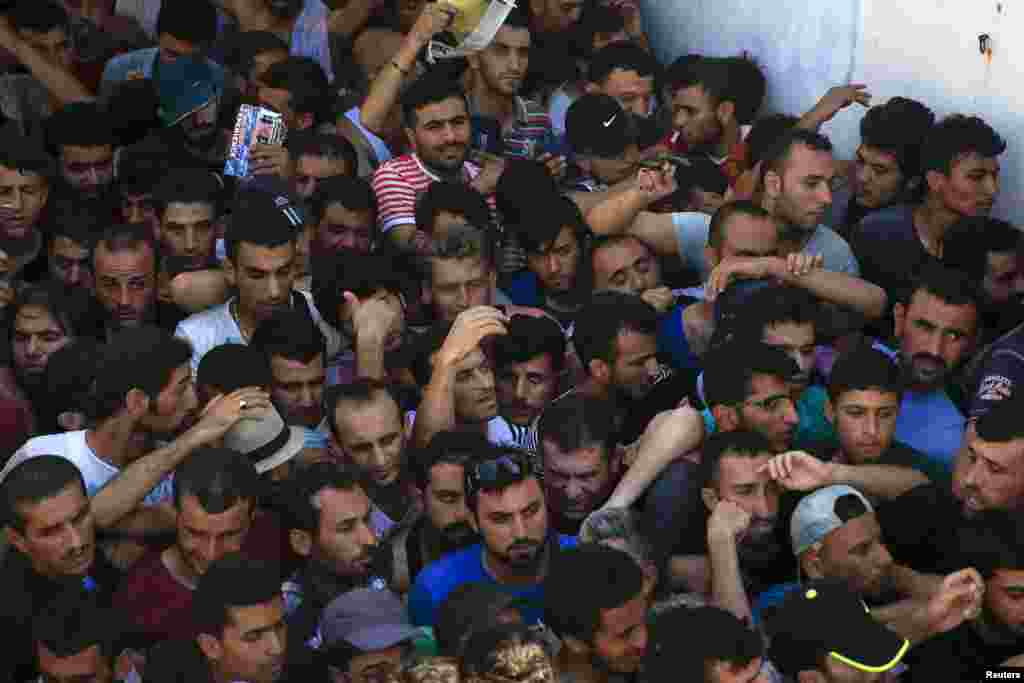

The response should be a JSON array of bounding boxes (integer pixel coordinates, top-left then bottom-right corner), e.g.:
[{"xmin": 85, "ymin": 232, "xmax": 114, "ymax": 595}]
[{"xmin": 427, "ymin": 0, "xmax": 517, "ymax": 62}]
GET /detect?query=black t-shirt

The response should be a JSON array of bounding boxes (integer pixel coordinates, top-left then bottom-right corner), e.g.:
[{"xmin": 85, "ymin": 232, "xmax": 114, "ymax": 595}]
[
  {"xmin": 0, "ymin": 548, "xmax": 121, "ymax": 682},
  {"xmin": 903, "ymin": 620, "xmax": 1024, "ymax": 682},
  {"xmin": 875, "ymin": 483, "xmax": 1016, "ymax": 576}
]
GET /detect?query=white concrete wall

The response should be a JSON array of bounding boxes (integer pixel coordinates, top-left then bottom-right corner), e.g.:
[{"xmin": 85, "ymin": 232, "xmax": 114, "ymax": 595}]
[{"xmin": 643, "ymin": 0, "xmax": 1024, "ymax": 222}]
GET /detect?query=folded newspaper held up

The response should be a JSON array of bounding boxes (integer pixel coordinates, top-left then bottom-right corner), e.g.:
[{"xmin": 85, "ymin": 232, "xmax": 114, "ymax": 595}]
[
  {"xmin": 225, "ymin": 105, "xmax": 288, "ymax": 178},
  {"xmin": 427, "ymin": 0, "xmax": 517, "ymax": 62}
]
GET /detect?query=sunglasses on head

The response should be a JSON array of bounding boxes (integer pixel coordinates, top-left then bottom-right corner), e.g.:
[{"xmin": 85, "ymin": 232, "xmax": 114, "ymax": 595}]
[{"xmin": 466, "ymin": 453, "xmax": 532, "ymax": 496}]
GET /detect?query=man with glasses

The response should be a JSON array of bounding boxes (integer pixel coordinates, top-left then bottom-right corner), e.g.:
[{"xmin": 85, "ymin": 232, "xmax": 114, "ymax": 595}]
[{"xmin": 407, "ymin": 448, "xmax": 577, "ymax": 627}]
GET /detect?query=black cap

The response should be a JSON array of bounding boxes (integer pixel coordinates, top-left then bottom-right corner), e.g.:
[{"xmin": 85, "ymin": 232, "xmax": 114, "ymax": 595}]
[
  {"xmin": 766, "ymin": 579, "xmax": 909, "ymax": 677},
  {"xmin": 566, "ymin": 94, "xmax": 635, "ymax": 159},
  {"xmin": 231, "ymin": 179, "xmax": 305, "ymax": 233}
]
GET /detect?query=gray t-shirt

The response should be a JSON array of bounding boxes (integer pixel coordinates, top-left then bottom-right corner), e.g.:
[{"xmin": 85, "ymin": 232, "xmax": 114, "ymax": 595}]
[{"xmin": 671, "ymin": 211, "xmax": 861, "ymax": 279}]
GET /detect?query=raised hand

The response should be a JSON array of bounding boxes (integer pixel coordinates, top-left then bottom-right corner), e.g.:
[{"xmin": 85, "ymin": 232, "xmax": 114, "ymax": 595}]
[
  {"xmin": 761, "ymin": 451, "xmax": 835, "ymax": 491},
  {"xmin": 437, "ymin": 306, "xmax": 509, "ymax": 369}
]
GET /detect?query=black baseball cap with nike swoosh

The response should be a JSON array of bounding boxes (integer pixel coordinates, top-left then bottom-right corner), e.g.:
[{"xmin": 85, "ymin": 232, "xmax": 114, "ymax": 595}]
[{"xmin": 566, "ymin": 94, "xmax": 637, "ymax": 160}]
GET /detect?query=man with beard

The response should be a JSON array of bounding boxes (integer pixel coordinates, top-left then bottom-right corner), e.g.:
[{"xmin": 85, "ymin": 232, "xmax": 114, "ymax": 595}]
[
  {"xmin": 112, "ymin": 448, "xmax": 280, "ymax": 646},
  {"xmin": 903, "ymin": 520, "xmax": 1024, "ymax": 681},
  {"xmin": 0, "ymin": 456, "xmax": 121, "ymax": 682},
  {"xmin": 326, "ymin": 380, "xmax": 418, "ymax": 527},
  {"xmin": 408, "ymin": 448, "xmax": 577, "ymax": 626},
  {"xmin": 879, "ymin": 266, "xmax": 978, "ymax": 472},
  {"xmin": 538, "ymin": 395, "xmax": 621, "ymax": 535},
  {"xmin": 372, "ymin": 74, "xmax": 498, "ymax": 253},
  {"xmin": 850, "ymin": 114, "xmax": 1005, "ymax": 320},
  {"xmin": 387, "ymin": 430, "xmax": 489, "ymax": 593},
  {"xmin": 308, "ymin": 176, "xmax": 376, "ymax": 257},
  {"xmin": 1, "ymin": 326, "xmax": 270, "ymax": 536},
  {"xmin": 660, "ymin": 56, "xmax": 765, "ymax": 185},
  {"xmin": 175, "ymin": 189, "xmax": 329, "ymax": 375},
  {"xmin": 543, "ymin": 544, "xmax": 649, "ymax": 683},
  {"xmin": 250, "ymin": 310, "xmax": 327, "ymax": 432},
  {"xmin": 465, "ymin": 9, "xmax": 559, "ymax": 167},
  {"xmin": 290, "ymin": 132, "xmax": 357, "ymax": 201},
  {"xmin": 154, "ymin": 57, "xmax": 229, "ymax": 171},
  {"xmin": 493, "ymin": 314, "xmax": 566, "ymax": 452},
  {"xmin": 945, "ymin": 217, "xmax": 1024, "ymax": 344},
  {"xmin": 44, "ymin": 102, "xmax": 117, "ymax": 207},
  {"xmin": 565, "ymin": 94, "xmax": 642, "ymax": 192},
  {"xmin": 213, "ymin": 0, "xmax": 334, "ymax": 83},
  {"xmin": 506, "ymin": 194, "xmax": 587, "ymax": 327},
  {"xmin": 0, "ymin": 130, "xmax": 53, "ymax": 285},
  {"xmin": 282, "ymin": 462, "xmax": 387, "ymax": 647},
  {"xmin": 823, "ymin": 97, "xmax": 935, "ymax": 236},
  {"xmin": 876, "ymin": 397, "xmax": 1024, "ymax": 579},
  {"xmin": 153, "ymin": 169, "xmax": 223, "ymax": 270},
  {"xmin": 91, "ymin": 223, "xmax": 160, "ymax": 338},
  {"xmin": 585, "ymin": 130, "xmax": 860, "ymax": 280},
  {"xmin": 43, "ymin": 202, "xmax": 97, "ymax": 292},
  {"xmin": 757, "ymin": 484, "xmax": 983, "ymax": 649},
  {"xmin": 256, "ymin": 57, "xmax": 330, "ymax": 139},
  {"xmin": 312, "ymin": 250, "xmax": 407, "ymax": 386}
]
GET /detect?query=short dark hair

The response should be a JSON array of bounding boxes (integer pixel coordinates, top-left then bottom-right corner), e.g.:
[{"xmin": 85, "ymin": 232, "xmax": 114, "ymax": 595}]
[
  {"xmin": 45, "ymin": 198, "xmax": 101, "ymax": 247},
  {"xmin": 573, "ymin": 290, "xmax": 659, "ymax": 371},
  {"xmin": 976, "ymin": 397, "xmax": 1024, "ymax": 446},
  {"xmin": 493, "ymin": 314, "xmax": 566, "ymax": 373},
  {"xmin": 645, "ymin": 606, "xmax": 762, "ymax": 683},
  {"xmin": 223, "ymin": 30, "xmax": 289, "ymax": 75},
  {"xmin": 287, "ymin": 130, "xmax": 357, "ymax": 176},
  {"xmin": 921, "ymin": 114, "xmax": 1005, "ymax": 177},
  {"xmin": 745, "ymin": 114, "xmax": 799, "ymax": 167},
  {"xmin": 34, "ymin": 593, "xmax": 121, "ymax": 665},
  {"xmin": 943, "ymin": 217, "xmax": 1022, "ymax": 283},
  {"xmin": 224, "ymin": 198, "xmax": 296, "ymax": 262},
  {"xmin": 543, "ymin": 544, "xmax": 644, "ymax": 642},
  {"xmin": 410, "ymin": 322, "xmax": 456, "ymax": 387},
  {"xmin": 415, "ymin": 181, "xmax": 492, "ymax": 235},
  {"xmin": 116, "ymin": 138, "xmax": 171, "ymax": 196},
  {"xmin": 282, "ymin": 461, "xmax": 362, "ymax": 532},
  {"xmin": 828, "ymin": 346, "xmax": 903, "ymax": 404},
  {"xmin": 511, "ymin": 194, "xmax": 586, "ymax": 255},
  {"xmin": 309, "ymin": 175, "xmax": 377, "ymax": 222},
  {"xmin": 538, "ymin": 394, "xmax": 616, "ymax": 460},
  {"xmin": 465, "ymin": 447, "xmax": 537, "ymax": 513},
  {"xmin": 43, "ymin": 339, "xmax": 102, "ymax": 426},
  {"xmin": 960, "ymin": 516, "xmax": 1024, "ymax": 580},
  {"xmin": 428, "ymin": 224, "xmax": 497, "ymax": 271},
  {"xmin": 2, "ymin": 455, "xmax": 85, "ymax": 532},
  {"xmin": 412, "ymin": 430, "xmax": 495, "ymax": 490},
  {"xmin": 698, "ymin": 430, "xmax": 775, "ymax": 488},
  {"xmin": 860, "ymin": 97, "xmax": 936, "ymax": 179},
  {"xmin": 11, "ymin": 0, "xmax": 68, "ymax": 34},
  {"xmin": 90, "ymin": 326, "xmax": 192, "ymax": 422},
  {"xmin": 435, "ymin": 582, "xmax": 522, "ymax": 658},
  {"xmin": 197, "ymin": 344, "xmax": 273, "ymax": 396},
  {"xmin": 703, "ymin": 341, "xmax": 798, "ymax": 408},
  {"xmin": 666, "ymin": 56, "xmax": 765, "ymax": 125},
  {"xmin": 193, "ymin": 555, "xmax": 282, "ymax": 638},
  {"xmin": 707, "ymin": 200, "xmax": 774, "ymax": 249},
  {"xmin": 250, "ymin": 309, "xmax": 326, "ymax": 366},
  {"xmin": 46, "ymin": 102, "xmax": 116, "ymax": 154},
  {"xmin": 903, "ymin": 264, "xmax": 981, "ymax": 312},
  {"xmin": 731, "ymin": 284, "xmax": 819, "ymax": 343},
  {"xmin": 156, "ymin": 0, "xmax": 218, "ymax": 45},
  {"xmin": 495, "ymin": 160, "xmax": 560, "ymax": 228},
  {"xmin": 324, "ymin": 378, "xmax": 402, "ymax": 439},
  {"xmin": 0, "ymin": 128, "xmax": 56, "ymax": 179},
  {"xmin": 762, "ymin": 128, "xmax": 833, "ymax": 179},
  {"xmin": 401, "ymin": 73, "xmax": 468, "ymax": 129},
  {"xmin": 587, "ymin": 41, "xmax": 660, "ymax": 85},
  {"xmin": 94, "ymin": 222, "xmax": 158, "ymax": 266},
  {"xmin": 263, "ymin": 57, "xmax": 330, "ymax": 124},
  {"xmin": 152, "ymin": 168, "xmax": 222, "ymax": 219},
  {"xmin": 174, "ymin": 447, "xmax": 261, "ymax": 513},
  {"xmin": 9, "ymin": 282, "xmax": 88, "ymax": 342},
  {"xmin": 311, "ymin": 250, "xmax": 406, "ymax": 329}
]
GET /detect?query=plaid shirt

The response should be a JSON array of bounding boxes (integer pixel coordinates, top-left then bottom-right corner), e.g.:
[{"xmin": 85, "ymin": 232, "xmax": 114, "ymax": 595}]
[{"xmin": 471, "ymin": 96, "xmax": 557, "ymax": 160}]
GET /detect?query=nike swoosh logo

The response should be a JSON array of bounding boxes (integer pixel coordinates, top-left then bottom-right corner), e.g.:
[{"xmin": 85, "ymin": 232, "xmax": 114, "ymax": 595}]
[{"xmin": 603, "ymin": 115, "xmax": 617, "ymax": 127}]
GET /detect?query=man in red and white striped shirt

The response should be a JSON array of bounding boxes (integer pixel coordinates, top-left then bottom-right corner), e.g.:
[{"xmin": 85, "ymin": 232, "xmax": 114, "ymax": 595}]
[{"xmin": 372, "ymin": 74, "xmax": 499, "ymax": 254}]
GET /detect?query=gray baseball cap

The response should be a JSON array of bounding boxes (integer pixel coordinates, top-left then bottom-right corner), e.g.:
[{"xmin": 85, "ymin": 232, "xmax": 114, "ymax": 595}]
[
  {"xmin": 320, "ymin": 588, "xmax": 419, "ymax": 652},
  {"xmin": 790, "ymin": 485, "xmax": 873, "ymax": 556}
]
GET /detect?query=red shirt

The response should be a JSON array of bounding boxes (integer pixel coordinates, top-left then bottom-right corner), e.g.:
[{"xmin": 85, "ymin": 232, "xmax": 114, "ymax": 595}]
[
  {"xmin": 656, "ymin": 130, "xmax": 751, "ymax": 186},
  {"xmin": 113, "ymin": 511, "xmax": 291, "ymax": 644}
]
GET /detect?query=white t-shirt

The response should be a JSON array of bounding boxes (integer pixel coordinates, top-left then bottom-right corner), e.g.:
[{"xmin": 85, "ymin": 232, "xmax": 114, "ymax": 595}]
[
  {"xmin": 1, "ymin": 430, "xmax": 174, "ymax": 505},
  {"xmin": 174, "ymin": 291, "xmax": 338, "ymax": 376}
]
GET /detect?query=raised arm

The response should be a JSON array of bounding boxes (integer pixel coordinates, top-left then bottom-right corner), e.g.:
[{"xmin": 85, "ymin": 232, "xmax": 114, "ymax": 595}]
[{"xmin": 0, "ymin": 15, "xmax": 94, "ymax": 106}]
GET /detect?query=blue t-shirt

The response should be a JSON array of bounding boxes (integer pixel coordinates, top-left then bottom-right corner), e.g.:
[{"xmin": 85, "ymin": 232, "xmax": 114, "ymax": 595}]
[
  {"xmin": 407, "ymin": 535, "xmax": 578, "ymax": 627},
  {"xmin": 659, "ymin": 302, "xmax": 700, "ymax": 372},
  {"xmin": 894, "ymin": 388, "xmax": 964, "ymax": 474}
]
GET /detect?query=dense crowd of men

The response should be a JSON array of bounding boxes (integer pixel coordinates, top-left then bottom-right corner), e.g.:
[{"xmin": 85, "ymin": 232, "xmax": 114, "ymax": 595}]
[{"xmin": 0, "ymin": 0, "xmax": 1020, "ymax": 681}]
